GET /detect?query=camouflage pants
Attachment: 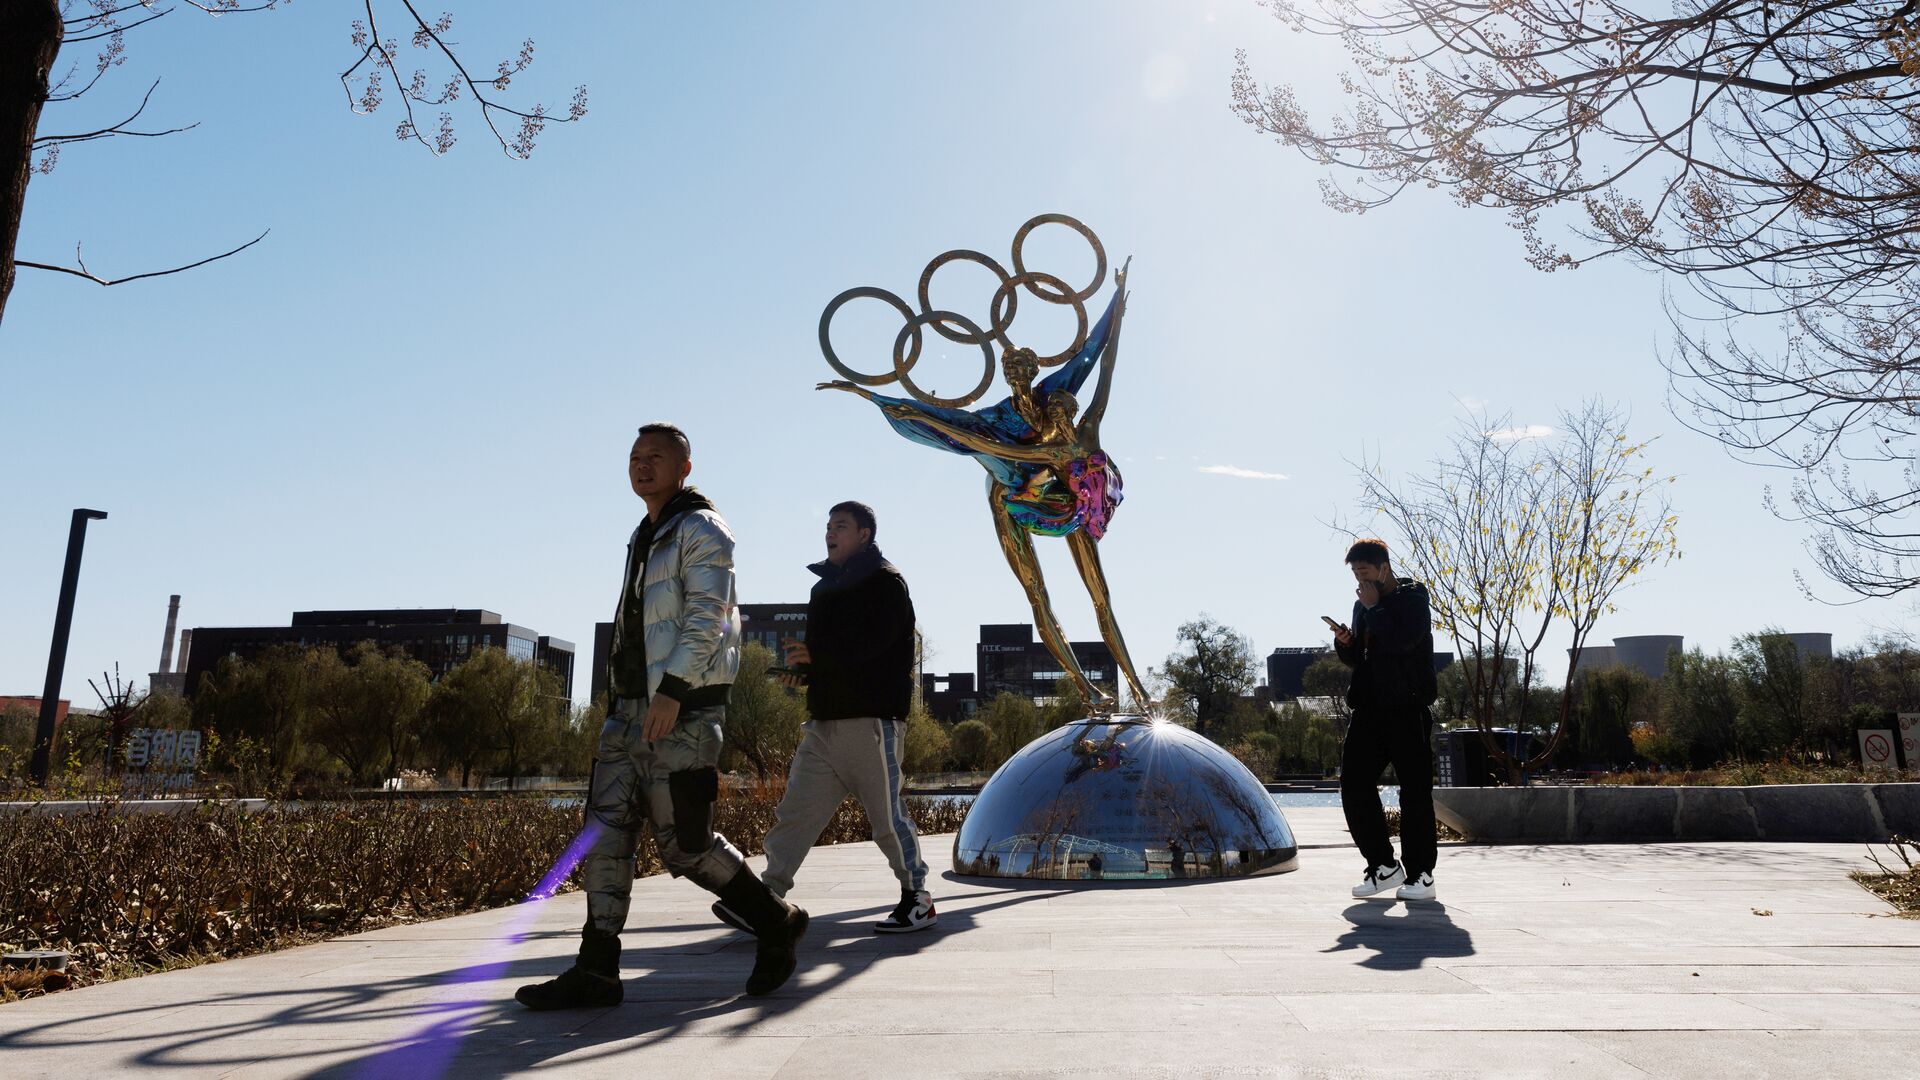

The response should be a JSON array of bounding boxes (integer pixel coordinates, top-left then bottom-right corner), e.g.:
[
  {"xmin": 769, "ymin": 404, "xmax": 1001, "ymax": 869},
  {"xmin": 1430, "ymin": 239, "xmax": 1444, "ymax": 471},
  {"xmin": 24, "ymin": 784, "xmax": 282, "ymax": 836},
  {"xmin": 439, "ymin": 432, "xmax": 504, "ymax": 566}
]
[{"xmin": 582, "ymin": 700, "xmax": 744, "ymax": 937}]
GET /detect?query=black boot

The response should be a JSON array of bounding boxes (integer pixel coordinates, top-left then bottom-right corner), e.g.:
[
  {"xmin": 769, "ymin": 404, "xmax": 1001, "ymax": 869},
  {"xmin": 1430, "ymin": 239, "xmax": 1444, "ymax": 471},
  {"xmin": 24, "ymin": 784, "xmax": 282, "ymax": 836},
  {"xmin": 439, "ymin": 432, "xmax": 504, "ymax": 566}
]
[
  {"xmin": 514, "ymin": 931, "xmax": 623, "ymax": 1010},
  {"xmin": 715, "ymin": 868, "xmax": 809, "ymax": 996}
]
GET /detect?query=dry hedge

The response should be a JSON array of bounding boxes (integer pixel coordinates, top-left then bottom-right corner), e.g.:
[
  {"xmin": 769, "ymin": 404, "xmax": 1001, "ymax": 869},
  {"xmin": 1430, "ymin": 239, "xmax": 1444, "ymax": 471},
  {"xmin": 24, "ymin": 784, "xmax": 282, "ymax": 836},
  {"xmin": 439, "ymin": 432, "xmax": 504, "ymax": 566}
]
[
  {"xmin": 1852, "ymin": 835, "xmax": 1920, "ymax": 918},
  {"xmin": 1, "ymin": 788, "xmax": 969, "ymax": 997}
]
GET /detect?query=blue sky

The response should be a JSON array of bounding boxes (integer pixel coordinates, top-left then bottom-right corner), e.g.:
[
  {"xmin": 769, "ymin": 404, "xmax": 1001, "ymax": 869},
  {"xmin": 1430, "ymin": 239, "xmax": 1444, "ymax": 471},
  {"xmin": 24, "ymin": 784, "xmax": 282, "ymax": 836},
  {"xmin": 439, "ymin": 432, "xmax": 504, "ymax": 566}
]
[{"xmin": 3, "ymin": 2, "xmax": 1907, "ymax": 706}]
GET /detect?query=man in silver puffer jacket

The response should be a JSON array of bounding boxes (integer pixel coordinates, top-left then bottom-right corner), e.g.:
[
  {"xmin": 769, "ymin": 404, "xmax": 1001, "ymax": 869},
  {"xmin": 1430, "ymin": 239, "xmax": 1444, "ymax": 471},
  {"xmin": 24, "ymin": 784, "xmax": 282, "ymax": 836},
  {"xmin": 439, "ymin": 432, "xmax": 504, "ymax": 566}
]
[{"xmin": 517, "ymin": 422, "xmax": 809, "ymax": 1010}]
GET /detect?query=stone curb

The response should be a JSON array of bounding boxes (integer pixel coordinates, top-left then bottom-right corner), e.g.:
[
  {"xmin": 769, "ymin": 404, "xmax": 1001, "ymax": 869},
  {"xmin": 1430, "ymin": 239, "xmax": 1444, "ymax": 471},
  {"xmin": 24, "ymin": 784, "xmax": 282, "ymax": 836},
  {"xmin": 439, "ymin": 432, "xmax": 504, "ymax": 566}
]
[
  {"xmin": 1433, "ymin": 782, "xmax": 1920, "ymax": 843},
  {"xmin": 0, "ymin": 798, "xmax": 273, "ymax": 817}
]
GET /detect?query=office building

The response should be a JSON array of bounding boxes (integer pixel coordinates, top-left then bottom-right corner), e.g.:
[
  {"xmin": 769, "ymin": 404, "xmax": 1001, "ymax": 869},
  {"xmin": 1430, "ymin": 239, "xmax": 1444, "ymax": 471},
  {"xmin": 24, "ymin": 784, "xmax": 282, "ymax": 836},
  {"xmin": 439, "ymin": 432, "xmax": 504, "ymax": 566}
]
[
  {"xmin": 1266, "ymin": 647, "xmax": 1335, "ymax": 700},
  {"xmin": 921, "ymin": 672, "xmax": 979, "ymax": 722},
  {"xmin": 977, "ymin": 623, "xmax": 1116, "ymax": 703},
  {"xmin": 1266, "ymin": 645, "xmax": 1454, "ymax": 700},
  {"xmin": 739, "ymin": 603, "xmax": 810, "ymax": 657},
  {"xmin": 182, "ymin": 609, "xmax": 574, "ymax": 698}
]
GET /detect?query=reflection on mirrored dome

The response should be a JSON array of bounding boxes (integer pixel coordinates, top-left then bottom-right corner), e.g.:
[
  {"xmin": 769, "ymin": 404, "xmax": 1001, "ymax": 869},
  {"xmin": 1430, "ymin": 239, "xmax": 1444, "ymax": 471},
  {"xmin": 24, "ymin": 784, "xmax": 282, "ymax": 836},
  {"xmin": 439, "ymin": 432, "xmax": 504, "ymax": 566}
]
[{"xmin": 952, "ymin": 716, "xmax": 1299, "ymax": 880}]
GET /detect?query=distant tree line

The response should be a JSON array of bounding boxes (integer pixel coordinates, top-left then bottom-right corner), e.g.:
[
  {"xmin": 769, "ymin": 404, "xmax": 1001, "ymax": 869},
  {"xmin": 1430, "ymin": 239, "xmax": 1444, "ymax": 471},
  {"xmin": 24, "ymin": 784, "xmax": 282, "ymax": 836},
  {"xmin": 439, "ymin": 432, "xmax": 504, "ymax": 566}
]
[
  {"xmin": 192, "ymin": 641, "xmax": 587, "ymax": 793},
  {"xmin": 1418, "ymin": 631, "xmax": 1920, "ymax": 772},
  {"xmin": 1, "ymin": 642, "xmax": 592, "ymax": 795},
  {"xmin": 19, "ymin": 622, "xmax": 1902, "ymax": 794}
]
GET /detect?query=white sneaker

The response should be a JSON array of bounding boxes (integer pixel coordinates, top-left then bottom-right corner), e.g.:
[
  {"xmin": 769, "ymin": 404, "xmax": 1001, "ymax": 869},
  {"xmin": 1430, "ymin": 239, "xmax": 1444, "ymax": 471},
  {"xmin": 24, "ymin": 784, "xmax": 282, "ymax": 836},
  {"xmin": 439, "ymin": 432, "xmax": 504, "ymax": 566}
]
[
  {"xmin": 1351, "ymin": 862, "xmax": 1406, "ymax": 898},
  {"xmin": 1396, "ymin": 872, "xmax": 1436, "ymax": 901},
  {"xmin": 874, "ymin": 889, "xmax": 937, "ymax": 934}
]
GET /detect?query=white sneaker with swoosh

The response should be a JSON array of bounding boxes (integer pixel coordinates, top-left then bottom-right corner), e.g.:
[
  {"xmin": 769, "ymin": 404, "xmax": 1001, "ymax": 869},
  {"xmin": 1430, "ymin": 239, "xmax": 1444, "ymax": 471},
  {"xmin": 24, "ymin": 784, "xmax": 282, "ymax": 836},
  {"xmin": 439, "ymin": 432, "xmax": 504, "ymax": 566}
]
[
  {"xmin": 1351, "ymin": 862, "xmax": 1406, "ymax": 898},
  {"xmin": 875, "ymin": 889, "xmax": 937, "ymax": 934},
  {"xmin": 1396, "ymin": 872, "xmax": 1436, "ymax": 901}
]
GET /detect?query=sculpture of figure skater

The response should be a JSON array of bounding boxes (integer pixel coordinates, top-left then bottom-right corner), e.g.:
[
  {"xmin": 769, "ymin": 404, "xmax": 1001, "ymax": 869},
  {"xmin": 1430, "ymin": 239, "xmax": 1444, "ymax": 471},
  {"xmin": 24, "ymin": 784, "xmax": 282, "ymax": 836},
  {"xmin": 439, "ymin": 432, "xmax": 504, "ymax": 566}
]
[{"xmin": 816, "ymin": 257, "xmax": 1147, "ymax": 712}]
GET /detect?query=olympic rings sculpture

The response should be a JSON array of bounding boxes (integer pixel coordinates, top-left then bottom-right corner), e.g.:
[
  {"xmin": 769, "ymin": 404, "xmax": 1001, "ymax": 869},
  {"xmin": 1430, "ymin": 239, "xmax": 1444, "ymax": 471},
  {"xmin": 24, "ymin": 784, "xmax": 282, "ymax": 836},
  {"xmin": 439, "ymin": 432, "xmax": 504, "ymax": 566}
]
[{"xmin": 818, "ymin": 213, "xmax": 1107, "ymax": 409}]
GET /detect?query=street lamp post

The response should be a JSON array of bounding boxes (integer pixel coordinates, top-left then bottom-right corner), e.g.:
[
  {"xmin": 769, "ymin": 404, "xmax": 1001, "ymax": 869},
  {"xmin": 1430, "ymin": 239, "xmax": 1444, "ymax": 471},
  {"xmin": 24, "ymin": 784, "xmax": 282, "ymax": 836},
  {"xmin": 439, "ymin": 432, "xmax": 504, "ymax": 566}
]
[{"xmin": 30, "ymin": 508, "xmax": 109, "ymax": 788}]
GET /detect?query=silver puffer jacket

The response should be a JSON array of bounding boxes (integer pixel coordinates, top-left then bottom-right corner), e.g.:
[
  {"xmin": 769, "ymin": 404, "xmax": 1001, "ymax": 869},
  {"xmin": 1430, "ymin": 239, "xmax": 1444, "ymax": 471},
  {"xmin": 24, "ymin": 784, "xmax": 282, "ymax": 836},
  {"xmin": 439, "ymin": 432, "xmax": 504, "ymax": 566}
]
[{"xmin": 619, "ymin": 503, "xmax": 741, "ymax": 701}]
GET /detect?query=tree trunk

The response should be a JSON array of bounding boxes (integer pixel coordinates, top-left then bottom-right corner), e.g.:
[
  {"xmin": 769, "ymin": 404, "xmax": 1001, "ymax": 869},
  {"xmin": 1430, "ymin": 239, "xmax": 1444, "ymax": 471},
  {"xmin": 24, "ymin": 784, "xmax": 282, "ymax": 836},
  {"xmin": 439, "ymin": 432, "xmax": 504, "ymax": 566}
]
[{"xmin": 0, "ymin": 0, "xmax": 62, "ymax": 327}]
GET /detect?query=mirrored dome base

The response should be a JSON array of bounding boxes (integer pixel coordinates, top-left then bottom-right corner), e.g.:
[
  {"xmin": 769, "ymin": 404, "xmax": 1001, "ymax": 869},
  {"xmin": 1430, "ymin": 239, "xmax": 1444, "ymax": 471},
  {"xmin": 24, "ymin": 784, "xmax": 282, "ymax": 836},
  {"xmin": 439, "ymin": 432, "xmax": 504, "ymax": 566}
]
[{"xmin": 951, "ymin": 715, "xmax": 1299, "ymax": 880}]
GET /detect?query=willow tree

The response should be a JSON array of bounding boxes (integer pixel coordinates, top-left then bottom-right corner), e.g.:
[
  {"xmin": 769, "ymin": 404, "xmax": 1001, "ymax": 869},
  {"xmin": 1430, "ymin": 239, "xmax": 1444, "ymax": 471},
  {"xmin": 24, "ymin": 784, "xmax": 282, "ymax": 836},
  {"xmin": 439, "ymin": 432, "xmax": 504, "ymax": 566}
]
[
  {"xmin": 305, "ymin": 641, "xmax": 431, "ymax": 786},
  {"xmin": 725, "ymin": 642, "xmax": 808, "ymax": 783},
  {"xmin": 431, "ymin": 645, "xmax": 562, "ymax": 790},
  {"xmin": 1358, "ymin": 402, "xmax": 1680, "ymax": 781},
  {"xmin": 1153, "ymin": 616, "xmax": 1258, "ymax": 739},
  {"xmin": 1233, "ymin": 1, "xmax": 1918, "ymax": 597}
]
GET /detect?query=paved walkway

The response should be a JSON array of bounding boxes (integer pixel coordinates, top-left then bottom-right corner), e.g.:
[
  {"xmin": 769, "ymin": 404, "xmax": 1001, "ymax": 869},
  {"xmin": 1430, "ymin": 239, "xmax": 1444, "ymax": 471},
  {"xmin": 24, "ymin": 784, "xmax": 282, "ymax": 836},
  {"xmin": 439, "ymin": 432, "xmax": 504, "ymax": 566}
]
[{"xmin": 4, "ymin": 809, "xmax": 1918, "ymax": 1078}]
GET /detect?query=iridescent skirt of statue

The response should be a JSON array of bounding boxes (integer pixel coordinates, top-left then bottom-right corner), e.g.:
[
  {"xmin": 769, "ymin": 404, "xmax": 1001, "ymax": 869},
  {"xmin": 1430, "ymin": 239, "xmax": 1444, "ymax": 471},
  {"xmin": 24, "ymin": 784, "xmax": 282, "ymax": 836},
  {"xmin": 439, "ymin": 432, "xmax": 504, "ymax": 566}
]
[{"xmin": 1003, "ymin": 452, "xmax": 1122, "ymax": 539}]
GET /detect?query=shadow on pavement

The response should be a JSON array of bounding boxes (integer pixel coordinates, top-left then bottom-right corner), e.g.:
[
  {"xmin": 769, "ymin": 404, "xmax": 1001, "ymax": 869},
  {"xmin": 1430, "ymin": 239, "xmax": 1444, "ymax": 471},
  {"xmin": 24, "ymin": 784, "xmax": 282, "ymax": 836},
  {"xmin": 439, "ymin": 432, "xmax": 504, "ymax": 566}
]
[
  {"xmin": 1321, "ymin": 901, "xmax": 1475, "ymax": 971},
  {"xmin": 0, "ymin": 882, "xmax": 1069, "ymax": 1079},
  {"xmin": 308, "ymin": 886, "xmax": 1064, "ymax": 1079}
]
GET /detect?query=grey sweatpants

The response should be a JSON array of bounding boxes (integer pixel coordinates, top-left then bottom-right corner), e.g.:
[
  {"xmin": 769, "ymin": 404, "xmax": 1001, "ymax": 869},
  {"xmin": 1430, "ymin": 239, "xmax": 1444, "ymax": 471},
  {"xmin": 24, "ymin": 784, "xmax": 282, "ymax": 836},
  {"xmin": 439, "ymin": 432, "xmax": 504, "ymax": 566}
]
[
  {"xmin": 761, "ymin": 718, "xmax": 928, "ymax": 897},
  {"xmin": 581, "ymin": 699, "xmax": 745, "ymax": 937}
]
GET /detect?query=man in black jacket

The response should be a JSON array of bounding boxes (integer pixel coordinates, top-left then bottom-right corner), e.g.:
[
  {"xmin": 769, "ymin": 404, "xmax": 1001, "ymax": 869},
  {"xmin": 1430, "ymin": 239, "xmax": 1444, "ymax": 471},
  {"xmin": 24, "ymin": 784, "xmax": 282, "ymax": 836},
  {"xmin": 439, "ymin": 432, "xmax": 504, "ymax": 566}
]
[
  {"xmin": 722, "ymin": 501, "xmax": 936, "ymax": 934},
  {"xmin": 1332, "ymin": 538, "xmax": 1440, "ymax": 901}
]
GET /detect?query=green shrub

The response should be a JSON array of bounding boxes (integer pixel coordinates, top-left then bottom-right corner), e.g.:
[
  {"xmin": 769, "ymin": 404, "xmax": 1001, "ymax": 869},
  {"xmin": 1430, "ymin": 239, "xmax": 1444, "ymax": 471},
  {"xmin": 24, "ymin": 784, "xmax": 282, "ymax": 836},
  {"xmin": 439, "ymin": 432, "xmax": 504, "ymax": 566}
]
[
  {"xmin": 950, "ymin": 719, "xmax": 992, "ymax": 770},
  {"xmin": 1228, "ymin": 732, "xmax": 1280, "ymax": 780}
]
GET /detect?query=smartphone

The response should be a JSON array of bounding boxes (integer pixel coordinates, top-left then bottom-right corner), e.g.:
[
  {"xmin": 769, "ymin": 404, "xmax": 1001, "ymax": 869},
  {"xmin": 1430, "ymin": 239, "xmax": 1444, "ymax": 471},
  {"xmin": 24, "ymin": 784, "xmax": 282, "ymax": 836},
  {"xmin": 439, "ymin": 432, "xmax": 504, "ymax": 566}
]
[{"xmin": 1321, "ymin": 615, "xmax": 1345, "ymax": 632}]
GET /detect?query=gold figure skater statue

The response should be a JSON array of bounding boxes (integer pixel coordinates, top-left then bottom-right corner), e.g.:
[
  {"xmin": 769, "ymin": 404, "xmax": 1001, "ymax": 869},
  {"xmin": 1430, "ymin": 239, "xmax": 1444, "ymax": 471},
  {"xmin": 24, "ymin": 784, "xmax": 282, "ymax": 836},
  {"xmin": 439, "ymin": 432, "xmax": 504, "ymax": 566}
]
[{"xmin": 814, "ymin": 214, "xmax": 1146, "ymax": 711}]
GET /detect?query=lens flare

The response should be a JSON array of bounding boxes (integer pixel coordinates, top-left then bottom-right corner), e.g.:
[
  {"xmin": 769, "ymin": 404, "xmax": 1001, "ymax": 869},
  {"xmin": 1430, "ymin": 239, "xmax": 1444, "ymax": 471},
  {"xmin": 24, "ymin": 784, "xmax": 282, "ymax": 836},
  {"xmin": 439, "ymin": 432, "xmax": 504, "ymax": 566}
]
[{"xmin": 357, "ymin": 820, "xmax": 601, "ymax": 1079}]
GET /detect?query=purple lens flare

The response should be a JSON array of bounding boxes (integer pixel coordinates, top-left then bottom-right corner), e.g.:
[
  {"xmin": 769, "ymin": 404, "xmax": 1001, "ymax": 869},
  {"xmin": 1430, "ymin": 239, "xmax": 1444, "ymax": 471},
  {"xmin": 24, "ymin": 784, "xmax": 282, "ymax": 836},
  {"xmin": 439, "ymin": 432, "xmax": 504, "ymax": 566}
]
[{"xmin": 358, "ymin": 820, "xmax": 602, "ymax": 1079}]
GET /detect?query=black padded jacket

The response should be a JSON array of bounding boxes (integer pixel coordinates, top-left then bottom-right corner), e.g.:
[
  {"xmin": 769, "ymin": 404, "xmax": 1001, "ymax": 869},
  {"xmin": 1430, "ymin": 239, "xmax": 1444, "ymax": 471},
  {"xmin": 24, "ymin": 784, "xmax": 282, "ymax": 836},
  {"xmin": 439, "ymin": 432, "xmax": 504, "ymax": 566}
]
[
  {"xmin": 1333, "ymin": 577, "xmax": 1439, "ymax": 713},
  {"xmin": 800, "ymin": 544, "xmax": 916, "ymax": 721}
]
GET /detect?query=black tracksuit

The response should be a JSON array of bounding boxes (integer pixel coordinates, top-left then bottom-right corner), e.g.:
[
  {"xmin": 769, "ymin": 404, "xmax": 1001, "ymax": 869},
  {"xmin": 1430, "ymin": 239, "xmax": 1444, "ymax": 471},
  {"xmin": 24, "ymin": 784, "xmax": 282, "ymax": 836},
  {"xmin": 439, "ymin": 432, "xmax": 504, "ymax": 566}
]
[
  {"xmin": 801, "ymin": 544, "xmax": 915, "ymax": 721},
  {"xmin": 1334, "ymin": 576, "xmax": 1439, "ymax": 877}
]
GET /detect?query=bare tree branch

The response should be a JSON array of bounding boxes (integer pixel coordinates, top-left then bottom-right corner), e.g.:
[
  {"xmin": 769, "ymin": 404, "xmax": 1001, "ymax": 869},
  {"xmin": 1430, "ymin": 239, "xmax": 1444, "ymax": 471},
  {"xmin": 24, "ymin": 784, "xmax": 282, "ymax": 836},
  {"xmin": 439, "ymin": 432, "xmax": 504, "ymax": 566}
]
[
  {"xmin": 64, "ymin": 3, "xmax": 153, "ymax": 27},
  {"xmin": 1237, "ymin": 0, "xmax": 1920, "ymax": 596},
  {"xmin": 31, "ymin": 78, "xmax": 197, "ymax": 147},
  {"xmin": 338, "ymin": 0, "xmax": 586, "ymax": 158},
  {"xmin": 63, "ymin": 6, "xmax": 166, "ymax": 42},
  {"xmin": 178, "ymin": 1, "xmax": 281, "ymax": 14},
  {"xmin": 5, "ymin": 1, "xmax": 584, "ymax": 328},
  {"xmin": 18, "ymin": 229, "xmax": 267, "ymax": 285}
]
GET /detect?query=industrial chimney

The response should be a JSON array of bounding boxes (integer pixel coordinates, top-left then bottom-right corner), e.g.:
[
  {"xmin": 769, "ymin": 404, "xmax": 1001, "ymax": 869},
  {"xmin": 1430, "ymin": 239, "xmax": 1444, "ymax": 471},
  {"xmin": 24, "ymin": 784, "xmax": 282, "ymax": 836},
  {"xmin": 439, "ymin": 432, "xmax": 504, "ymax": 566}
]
[
  {"xmin": 158, "ymin": 595, "xmax": 181, "ymax": 673},
  {"xmin": 176, "ymin": 629, "xmax": 192, "ymax": 673}
]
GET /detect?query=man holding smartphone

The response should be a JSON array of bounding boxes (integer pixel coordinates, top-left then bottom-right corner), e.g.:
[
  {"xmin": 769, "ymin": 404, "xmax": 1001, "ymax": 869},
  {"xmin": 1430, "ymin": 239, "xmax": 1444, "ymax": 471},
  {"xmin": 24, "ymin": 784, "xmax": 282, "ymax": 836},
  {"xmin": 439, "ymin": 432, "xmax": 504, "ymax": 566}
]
[
  {"xmin": 1330, "ymin": 538, "xmax": 1441, "ymax": 901},
  {"xmin": 718, "ymin": 501, "xmax": 936, "ymax": 935}
]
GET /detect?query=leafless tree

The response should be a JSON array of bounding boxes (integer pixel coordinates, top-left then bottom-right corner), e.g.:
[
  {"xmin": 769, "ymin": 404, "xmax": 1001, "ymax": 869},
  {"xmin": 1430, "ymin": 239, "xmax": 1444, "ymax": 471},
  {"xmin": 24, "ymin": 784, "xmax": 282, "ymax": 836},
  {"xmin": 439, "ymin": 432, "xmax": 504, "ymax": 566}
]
[
  {"xmin": 1232, "ymin": 1, "xmax": 1920, "ymax": 596},
  {"xmin": 1356, "ymin": 401, "xmax": 1679, "ymax": 781},
  {"xmin": 2, "ymin": 0, "xmax": 586, "ymax": 325}
]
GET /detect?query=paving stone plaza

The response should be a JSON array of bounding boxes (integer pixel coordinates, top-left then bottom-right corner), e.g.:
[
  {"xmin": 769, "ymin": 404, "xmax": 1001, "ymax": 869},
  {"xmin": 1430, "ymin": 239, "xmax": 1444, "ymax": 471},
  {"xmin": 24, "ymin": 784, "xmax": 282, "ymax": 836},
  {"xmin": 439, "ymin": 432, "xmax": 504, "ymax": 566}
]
[{"xmin": 4, "ymin": 808, "xmax": 1916, "ymax": 1078}]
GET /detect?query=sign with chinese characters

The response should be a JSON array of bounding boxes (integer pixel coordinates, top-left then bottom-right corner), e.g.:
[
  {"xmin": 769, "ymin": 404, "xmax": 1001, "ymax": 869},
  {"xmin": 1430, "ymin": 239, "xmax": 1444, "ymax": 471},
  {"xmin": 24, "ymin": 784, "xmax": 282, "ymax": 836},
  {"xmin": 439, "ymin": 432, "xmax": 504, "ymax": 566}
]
[
  {"xmin": 1900, "ymin": 714, "xmax": 1919, "ymax": 776},
  {"xmin": 124, "ymin": 727, "xmax": 202, "ymax": 794}
]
